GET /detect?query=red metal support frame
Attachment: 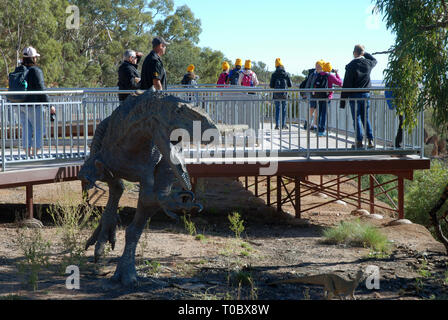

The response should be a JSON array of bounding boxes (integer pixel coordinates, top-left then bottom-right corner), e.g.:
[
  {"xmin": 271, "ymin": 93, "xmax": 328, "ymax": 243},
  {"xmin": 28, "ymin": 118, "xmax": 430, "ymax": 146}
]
[
  {"xmin": 26, "ymin": 184, "xmax": 33, "ymax": 219},
  {"xmin": 398, "ymin": 175, "xmax": 405, "ymax": 219}
]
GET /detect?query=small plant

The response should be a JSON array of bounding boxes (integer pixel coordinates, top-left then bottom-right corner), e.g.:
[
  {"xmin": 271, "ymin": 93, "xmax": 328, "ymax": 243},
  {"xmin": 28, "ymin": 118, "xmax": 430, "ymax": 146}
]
[
  {"xmin": 15, "ymin": 228, "xmax": 51, "ymax": 291},
  {"xmin": 195, "ymin": 234, "xmax": 206, "ymax": 241},
  {"xmin": 417, "ymin": 260, "xmax": 432, "ymax": 278},
  {"xmin": 303, "ymin": 287, "xmax": 311, "ymax": 300},
  {"xmin": 143, "ymin": 260, "xmax": 161, "ymax": 275},
  {"xmin": 444, "ymin": 270, "xmax": 448, "ymax": 285},
  {"xmin": 47, "ymin": 186, "xmax": 101, "ymax": 271},
  {"xmin": 228, "ymin": 212, "xmax": 245, "ymax": 238},
  {"xmin": 181, "ymin": 214, "xmax": 197, "ymax": 236},
  {"xmin": 322, "ymin": 219, "xmax": 391, "ymax": 253},
  {"xmin": 240, "ymin": 250, "xmax": 250, "ymax": 257},
  {"xmin": 240, "ymin": 242, "xmax": 253, "ymax": 251},
  {"xmin": 364, "ymin": 250, "xmax": 391, "ymax": 260}
]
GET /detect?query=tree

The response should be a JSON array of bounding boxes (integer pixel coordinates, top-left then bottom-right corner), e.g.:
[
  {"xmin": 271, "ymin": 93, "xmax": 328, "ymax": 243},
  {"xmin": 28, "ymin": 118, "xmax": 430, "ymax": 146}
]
[
  {"xmin": 373, "ymin": 0, "xmax": 448, "ymax": 131},
  {"xmin": 373, "ymin": 0, "xmax": 448, "ymax": 253}
]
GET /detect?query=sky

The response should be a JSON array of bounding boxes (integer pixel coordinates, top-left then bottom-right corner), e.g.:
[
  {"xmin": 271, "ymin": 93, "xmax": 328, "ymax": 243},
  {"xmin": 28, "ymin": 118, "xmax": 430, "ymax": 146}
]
[{"xmin": 172, "ymin": 0, "xmax": 396, "ymax": 80}]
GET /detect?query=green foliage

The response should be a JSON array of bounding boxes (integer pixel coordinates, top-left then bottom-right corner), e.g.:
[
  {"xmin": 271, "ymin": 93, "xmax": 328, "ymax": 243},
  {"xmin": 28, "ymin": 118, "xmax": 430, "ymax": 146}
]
[
  {"xmin": 143, "ymin": 259, "xmax": 161, "ymax": 275},
  {"xmin": 181, "ymin": 214, "xmax": 197, "ymax": 236},
  {"xmin": 405, "ymin": 160, "xmax": 448, "ymax": 236},
  {"xmin": 15, "ymin": 229, "xmax": 52, "ymax": 291},
  {"xmin": 323, "ymin": 219, "xmax": 391, "ymax": 252},
  {"xmin": 374, "ymin": 0, "xmax": 448, "ymax": 132},
  {"xmin": 228, "ymin": 212, "xmax": 245, "ymax": 238},
  {"xmin": 47, "ymin": 189, "xmax": 101, "ymax": 270}
]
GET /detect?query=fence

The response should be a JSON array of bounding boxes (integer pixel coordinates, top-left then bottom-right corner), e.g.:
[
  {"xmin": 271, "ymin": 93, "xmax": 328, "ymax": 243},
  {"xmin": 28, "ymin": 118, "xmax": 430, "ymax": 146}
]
[{"xmin": 0, "ymin": 87, "xmax": 424, "ymax": 171}]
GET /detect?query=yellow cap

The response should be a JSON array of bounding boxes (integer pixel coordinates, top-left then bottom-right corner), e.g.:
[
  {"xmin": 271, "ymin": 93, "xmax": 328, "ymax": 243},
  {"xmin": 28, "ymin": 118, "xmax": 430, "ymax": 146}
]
[
  {"xmin": 323, "ymin": 62, "xmax": 332, "ymax": 73},
  {"xmin": 316, "ymin": 60, "xmax": 325, "ymax": 68},
  {"xmin": 222, "ymin": 61, "xmax": 230, "ymax": 71},
  {"xmin": 275, "ymin": 58, "xmax": 283, "ymax": 68},
  {"xmin": 187, "ymin": 64, "xmax": 195, "ymax": 72},
  {"xmin": 244, "ymin": 60, "xmax": 251, "ymax": 69},
  {"xmin": 235, "ymin": 58, "xmax": 242, "ymax": 67}
]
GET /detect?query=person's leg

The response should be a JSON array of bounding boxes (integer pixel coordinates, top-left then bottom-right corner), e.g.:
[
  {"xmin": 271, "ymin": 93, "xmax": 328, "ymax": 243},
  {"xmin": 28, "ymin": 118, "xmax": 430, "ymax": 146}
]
[
  {"xmin": 363, "ymin": 94, "xmax": 373, "ymax": 142},
  {"xmin": 349, "ymin": 99, "xmax": 361, "ymax": 142},
  {"xmin": 274, "ymin": 100, "xmax": 280, "ymax": 128},
  {"xmin": 281, "ymin": 100, "xmax": 287, "ymax": 128},
  {"xmin": 356, "ymin": 99, "xmax": 365, "ymax": 143},
  {"xmin": 34, "ymin": 106, "xmax": 44, "ymax": 153},
  {"xmin": 20, "ymin": 108, "xmax": 32, "ymax": 155},
  {"xmin": 318, "ymin": 100, "xmax": 327, "ymax": 133},
  {"xmin": 395, "ymin": 114, "xmax": 404, "ymax": 148}
]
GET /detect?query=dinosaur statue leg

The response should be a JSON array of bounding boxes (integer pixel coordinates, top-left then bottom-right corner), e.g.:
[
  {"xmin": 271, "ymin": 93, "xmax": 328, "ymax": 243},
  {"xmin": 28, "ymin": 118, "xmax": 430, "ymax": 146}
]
[{"xmin": 85, "ymin": 178, "xmax": 124, "ymax": 262}]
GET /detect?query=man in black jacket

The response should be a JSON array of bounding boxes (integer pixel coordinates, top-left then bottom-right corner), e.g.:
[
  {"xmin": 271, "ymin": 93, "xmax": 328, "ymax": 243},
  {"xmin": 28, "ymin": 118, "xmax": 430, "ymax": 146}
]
[
  {"xmin": 341, "ymin": 44, "xmax": 377, "ymax": 149},
  {"xmin": 117, "ymin": 49, "xmax": 143, "ymax": 102},
  {"xmin": 141, "ymin": 37, "xmax": 169, "ymax": 91},
  {"xmin": 270, "ymin": 58, "xmax": 292, "ymax": 129}
]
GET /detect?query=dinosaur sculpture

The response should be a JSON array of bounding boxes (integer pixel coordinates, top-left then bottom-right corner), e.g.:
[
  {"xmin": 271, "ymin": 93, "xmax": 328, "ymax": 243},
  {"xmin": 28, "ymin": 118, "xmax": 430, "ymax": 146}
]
[
  {"xmin": 78, "ymin": 90, "xmax": 217, "ymax": 286},
  {"xmin": 268, "ymin": 270, "xmax": 364, "ymax": 300}
]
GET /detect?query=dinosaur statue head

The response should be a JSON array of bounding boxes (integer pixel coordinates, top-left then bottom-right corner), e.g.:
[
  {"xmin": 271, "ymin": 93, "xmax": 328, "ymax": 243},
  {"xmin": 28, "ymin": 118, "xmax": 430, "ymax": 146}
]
[{"xmin": 78, "ymin": 153, "xmax": 114, "ymax": 192}]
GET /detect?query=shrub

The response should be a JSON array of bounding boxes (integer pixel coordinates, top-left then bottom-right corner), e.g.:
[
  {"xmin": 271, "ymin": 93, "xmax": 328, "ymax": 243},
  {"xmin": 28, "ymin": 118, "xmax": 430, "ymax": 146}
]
[
  {"xmin": 405, "ymin": 160, "xmax": 448, "ymax": 236},
  {"xmin": 228, "ymin": 212, "xmax": 245, "ymax": 238},
  {"xmin": 15, "ymin": 229, "xmax": 51, "ymax": 291},
  {"xmin": 323, "ymin": 219, "xmax": 391, "ymax": 253}
]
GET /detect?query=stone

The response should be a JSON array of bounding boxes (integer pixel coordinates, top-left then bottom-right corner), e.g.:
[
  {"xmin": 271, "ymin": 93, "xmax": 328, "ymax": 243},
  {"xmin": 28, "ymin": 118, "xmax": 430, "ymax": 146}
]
[
  {"xmin": 335, "ymin": 200, "xmax": 347, "ymax": 206},
  {"xmin": 366, "ymin": 214, "xmax": 384, "ymax": 220},
  {"xmin": 388, "ymin": 219, "xmax": 413, "ymax": 226},
  {"xmin": 314, "ymin": 192, "xmax": 328, "ymax": 199},
  {"xmin": 351, "ymin": 209, "xmax": 370, "ymax": 216},
  {"xmin": 19, "ymin": 218, "xmax": 44, "ymax": 229}
]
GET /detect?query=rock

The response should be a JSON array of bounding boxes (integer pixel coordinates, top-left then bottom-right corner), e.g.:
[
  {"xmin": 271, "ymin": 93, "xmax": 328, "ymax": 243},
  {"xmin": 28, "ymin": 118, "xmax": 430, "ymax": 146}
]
[
  {"xmin": 351, "ymin": 209, "xmax": 370, "ymax": 216},
  {"xmin": 335, "ymin": 200, "xmax": 347, "ymax": 206},
  {"xmin": 314, "ymin": 192, "xmax": 328, "ymax": 199},
  {"xmin": 311, "ymin": 212, "xmax": 319, "ymax": 216},
  {"xmin": 366, "ymin": 214, "xmax": 384, "ymax": 220},
  {"xmin": 388, "ymin": 219, "xmax": 413, "ymax": 226},
  {"xmin": 19, "ymin": 218, "xmax": 44, "ymax": 229}
]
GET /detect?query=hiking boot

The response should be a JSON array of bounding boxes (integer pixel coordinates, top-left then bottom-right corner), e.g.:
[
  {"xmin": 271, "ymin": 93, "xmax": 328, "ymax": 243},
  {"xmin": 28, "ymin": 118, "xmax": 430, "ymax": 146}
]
[
  {"xmin": 317, "ymin": 131, "xmax": 326, "ymax": 137},
  {"xmin": 310, "ymin": 125, "xmax": 317, "ymax": 131},
  {"xmin": 282, "ymin": 125, "xmax": 289, "ymax": 130},
  {"xmin": 368, "ymin": 140, "xmax": 374, "ymax": 149},
  {"xmin": 351, "ymin": 141, "xmax": 364, "ymax": 149},
  {"xmin": 275, "ymin": 125, "xmax": 279, "ymax": 130}
]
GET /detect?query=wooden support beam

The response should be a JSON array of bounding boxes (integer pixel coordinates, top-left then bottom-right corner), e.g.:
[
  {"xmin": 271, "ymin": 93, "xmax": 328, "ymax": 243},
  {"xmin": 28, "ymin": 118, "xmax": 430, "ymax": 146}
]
[
  {"xmin": 277, "ymin": 176, "xmax": 282, "ymax": 213},
  {"xmin": 26, "ymin": 184, "xmax": 33, "ymax": 219},
  {"xmin": 398, "ymin": 176, "xmax": 405, "ymax": 219},
  {"xmin": 370, "ymin": 175, "xmax": 375, "ymax": 214}
]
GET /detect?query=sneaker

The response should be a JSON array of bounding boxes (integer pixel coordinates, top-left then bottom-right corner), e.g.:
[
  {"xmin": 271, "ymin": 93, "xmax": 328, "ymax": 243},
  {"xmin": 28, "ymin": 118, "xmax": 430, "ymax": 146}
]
[
  {"xmin": 275, "ymin": 125, "xmax": 279, "ymax": 130},
  {"xmin": 303, "ymin": 121, "xmax": 308, "ymax": 130},
  {"xmin": 317, "ymin": 131, "xmax": 326, "ymax": 137},
  {"xmin": 368, "ymin": 140, "xmax": 374, "ymax": 149},
  {"xmin": 282, "ymin": 125, "xmax": 289, "ymax": 130},
  {"xmin": 310, "ymin": 125, "xmax": 317, "ymax": 131}
]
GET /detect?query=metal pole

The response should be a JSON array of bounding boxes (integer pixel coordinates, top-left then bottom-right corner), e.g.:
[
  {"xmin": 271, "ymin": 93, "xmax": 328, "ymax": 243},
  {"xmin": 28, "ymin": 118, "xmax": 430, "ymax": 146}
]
[
  {"xmin": 1, "ymin": 99, "xmax": 5, "ymax": 171},
  {"xmin": 83, "ymin": 96, "xmax": 88, "ymax": 158}
]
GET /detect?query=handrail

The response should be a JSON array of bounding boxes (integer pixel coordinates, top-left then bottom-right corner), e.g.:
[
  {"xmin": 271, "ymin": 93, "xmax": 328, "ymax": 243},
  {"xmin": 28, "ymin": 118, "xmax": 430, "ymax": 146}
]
[{"xmin": 0, "ymin": 87, "xmax": 391, "ymax": 95}]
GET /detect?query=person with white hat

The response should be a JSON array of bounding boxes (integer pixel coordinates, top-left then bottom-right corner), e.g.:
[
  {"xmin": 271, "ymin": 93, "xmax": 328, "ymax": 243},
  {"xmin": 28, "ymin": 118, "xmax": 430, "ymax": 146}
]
[{"xmin": 18, "ymin": 46, "xmax": 55, "ymax": 156}]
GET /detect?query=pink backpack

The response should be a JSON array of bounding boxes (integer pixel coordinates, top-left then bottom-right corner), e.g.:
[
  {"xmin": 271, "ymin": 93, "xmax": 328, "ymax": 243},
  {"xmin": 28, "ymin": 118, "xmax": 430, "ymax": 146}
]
[
  {"xmin": 217, "ymin": 72, "xmax": 228, "ymax": 85},
  {"xmin": 241, "ymin": 72, "xmax": 253, "ymax": 87}
]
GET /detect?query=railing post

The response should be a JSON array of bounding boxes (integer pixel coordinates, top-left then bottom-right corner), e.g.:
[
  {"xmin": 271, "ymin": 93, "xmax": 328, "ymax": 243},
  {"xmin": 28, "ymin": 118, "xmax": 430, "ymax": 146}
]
[
  {"xmin": 83, "ymin": 95, "xmax": 88, "ymax": 159},
  {"xmin": 1, "ymin": 98, "xmax": 5, "ymax": 171}
]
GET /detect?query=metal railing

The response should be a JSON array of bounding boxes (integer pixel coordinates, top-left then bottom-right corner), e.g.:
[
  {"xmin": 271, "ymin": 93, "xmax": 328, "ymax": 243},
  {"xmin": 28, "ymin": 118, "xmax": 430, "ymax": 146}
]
[{"xmin": 0, "ymin": 87, "xmax": 424, "ymax": 171}]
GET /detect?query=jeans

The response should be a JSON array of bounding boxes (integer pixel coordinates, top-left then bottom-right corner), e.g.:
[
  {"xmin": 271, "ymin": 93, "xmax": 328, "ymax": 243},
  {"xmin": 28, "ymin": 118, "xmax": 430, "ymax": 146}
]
[
  {"xmin": 275, "ymin": 100, "xmax": 287, "ymax": 127},
  {"xmin": 310, "ymin": 100, "xmax": 329, "ymax": 133},
  {"xmin": 349, "ymin": 93, "xmax": 373, "ymax": 142},
  {"xmin": 20, "ymin": 105, "xmax": 45, "ymax": 149}
]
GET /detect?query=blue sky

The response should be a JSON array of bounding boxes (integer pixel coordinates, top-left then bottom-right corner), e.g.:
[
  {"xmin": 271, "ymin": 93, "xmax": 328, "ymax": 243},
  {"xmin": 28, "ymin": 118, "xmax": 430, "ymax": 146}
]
[{"xmin": 172, "ymin": 0, "xmax": 395, "ymax": 80}]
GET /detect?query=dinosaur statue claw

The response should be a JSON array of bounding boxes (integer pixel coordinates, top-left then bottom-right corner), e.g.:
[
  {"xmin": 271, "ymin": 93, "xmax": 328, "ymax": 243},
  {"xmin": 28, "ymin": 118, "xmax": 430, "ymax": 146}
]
[
  {"xmin": 162, "ymin": 208, "xmax": 181, "ymax": 222},
  {"xmin": 176, "ymin": 190, "xmax": 195, "ymax": 202}
]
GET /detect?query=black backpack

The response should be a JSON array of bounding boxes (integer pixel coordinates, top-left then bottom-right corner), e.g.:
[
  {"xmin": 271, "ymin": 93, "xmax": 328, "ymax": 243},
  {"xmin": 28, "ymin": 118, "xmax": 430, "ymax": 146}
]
[
  {"xmin": 312, "ymin": 73, "xmax": 329, "ymax": 99},
  {"xmin": 181, "ymin": 74, "xmax": 192, "ymax": 85},
  {"xmin": 229, "ymin": 69, "xmax": 241, "ymax": 85},
  {"xmin": 273, "ymin": 77, "xmax": 288, "ymax": 99},
  {"xmin": 8, "ymin": 65, "xmax": 29, "ymax": 103}
]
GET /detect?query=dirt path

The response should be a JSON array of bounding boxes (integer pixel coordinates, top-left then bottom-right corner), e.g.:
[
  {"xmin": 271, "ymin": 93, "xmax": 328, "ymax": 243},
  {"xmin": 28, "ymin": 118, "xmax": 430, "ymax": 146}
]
[{"xmin": 0, "ymin": 177, "xmax": 447, "ymax": 300}]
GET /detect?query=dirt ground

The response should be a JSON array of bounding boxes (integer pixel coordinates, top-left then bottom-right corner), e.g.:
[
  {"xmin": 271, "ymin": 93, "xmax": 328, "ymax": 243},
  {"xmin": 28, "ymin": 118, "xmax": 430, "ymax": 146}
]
[{"xmin": 0, "ymin": 176, "xmax": 447, "ymax": 300}]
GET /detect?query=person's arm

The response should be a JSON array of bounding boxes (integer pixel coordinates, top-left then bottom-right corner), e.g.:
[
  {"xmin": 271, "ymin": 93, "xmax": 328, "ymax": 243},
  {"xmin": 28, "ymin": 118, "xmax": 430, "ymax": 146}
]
[
  {"xmin": 237, "ymin": 72, "xmax": 243, "ymax": 86},
  {"xmin": 152, "ymin": 61, "xmax": 165, "ymax": 90},
  {"xmin": 363, "ymin": 52, "xmax": 377, "ymax": 68},
  {"xmin": 329, "ymin": 73, "xmax": 342, "ymax": 87},
  {"xmin": 153, "ymin": 79, "xmax": 163, "ymax": 90},
  {"xmin": 252, "ymin": 72, "xmax": 259, "ymax": 87},
  {"xmin": 28, "ymin": 67, "xmax": 50, "ymax": 103}
]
